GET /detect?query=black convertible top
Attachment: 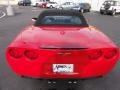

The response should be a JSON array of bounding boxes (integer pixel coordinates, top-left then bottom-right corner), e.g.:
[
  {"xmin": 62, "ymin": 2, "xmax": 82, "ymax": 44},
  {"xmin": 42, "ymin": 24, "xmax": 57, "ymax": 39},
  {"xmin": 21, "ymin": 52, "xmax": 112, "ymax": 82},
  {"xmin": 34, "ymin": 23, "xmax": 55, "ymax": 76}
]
[{"xmin": 34, "ymin": 10, "xmax": 88, "ymax": 27}]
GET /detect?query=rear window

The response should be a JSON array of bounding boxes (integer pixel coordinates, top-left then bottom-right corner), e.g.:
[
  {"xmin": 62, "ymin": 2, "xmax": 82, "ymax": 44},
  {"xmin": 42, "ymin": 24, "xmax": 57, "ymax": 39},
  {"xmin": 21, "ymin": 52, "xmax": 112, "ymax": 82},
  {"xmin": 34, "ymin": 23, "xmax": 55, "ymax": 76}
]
[
  {"xmin": 34, "ymin": 10, "xmax": 88, "ymax": 27},
  {"xmin": 41, "ymin": 16, "xmax": 82, "ymax": 25}
]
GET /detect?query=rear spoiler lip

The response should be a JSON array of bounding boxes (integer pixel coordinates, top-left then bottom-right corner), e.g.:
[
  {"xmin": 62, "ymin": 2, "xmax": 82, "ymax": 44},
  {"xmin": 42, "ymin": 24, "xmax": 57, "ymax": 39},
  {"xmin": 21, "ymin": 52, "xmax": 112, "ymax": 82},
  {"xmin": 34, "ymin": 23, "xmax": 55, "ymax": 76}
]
[{"xmin": 39, "ymin": 47, "xmax": 88, "ymax": 50}]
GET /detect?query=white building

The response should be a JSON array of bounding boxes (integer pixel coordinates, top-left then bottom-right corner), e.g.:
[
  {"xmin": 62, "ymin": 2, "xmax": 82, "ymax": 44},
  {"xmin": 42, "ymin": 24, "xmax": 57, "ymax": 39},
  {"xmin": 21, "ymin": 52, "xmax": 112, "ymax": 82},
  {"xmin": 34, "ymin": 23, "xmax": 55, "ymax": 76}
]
[{"xmin": 0, "ymin": 0, "xmax": 18, "ymax": 5}]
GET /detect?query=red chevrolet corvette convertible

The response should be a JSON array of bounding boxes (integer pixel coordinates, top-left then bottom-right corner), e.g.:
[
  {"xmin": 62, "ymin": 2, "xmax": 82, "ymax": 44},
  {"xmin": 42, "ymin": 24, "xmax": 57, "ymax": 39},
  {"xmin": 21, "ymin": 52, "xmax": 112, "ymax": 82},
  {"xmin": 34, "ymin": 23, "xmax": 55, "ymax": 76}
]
[{"xmin": 6, "ymin": 10, "xmax": 119, "ymax": 79}]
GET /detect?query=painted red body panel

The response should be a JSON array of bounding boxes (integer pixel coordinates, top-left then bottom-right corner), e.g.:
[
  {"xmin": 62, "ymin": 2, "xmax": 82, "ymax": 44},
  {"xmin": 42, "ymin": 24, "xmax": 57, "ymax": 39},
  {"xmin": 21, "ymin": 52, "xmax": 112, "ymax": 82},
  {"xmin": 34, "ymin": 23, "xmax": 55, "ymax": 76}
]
[{"xmin": 6, "ymin": 26, "xmax": 120, "ymax": 79}]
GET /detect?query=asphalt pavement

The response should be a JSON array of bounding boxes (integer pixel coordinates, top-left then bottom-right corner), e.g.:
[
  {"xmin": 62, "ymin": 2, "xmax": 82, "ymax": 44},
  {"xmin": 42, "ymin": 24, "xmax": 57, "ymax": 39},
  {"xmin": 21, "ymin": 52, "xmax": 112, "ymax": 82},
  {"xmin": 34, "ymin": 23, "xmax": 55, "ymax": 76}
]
[
  {"xmin": 0, "ymin": 6, "xmax": 120, "ymax": 90},
  {"xmin": 0, "ymin": 11, "xmax": 3, "ymax": 17}
]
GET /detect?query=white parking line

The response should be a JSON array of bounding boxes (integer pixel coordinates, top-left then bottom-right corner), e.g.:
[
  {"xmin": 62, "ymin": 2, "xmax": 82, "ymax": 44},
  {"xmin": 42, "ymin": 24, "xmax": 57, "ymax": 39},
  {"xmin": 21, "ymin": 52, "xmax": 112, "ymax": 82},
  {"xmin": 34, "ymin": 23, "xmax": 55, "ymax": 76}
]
[{"xmin": 0, "ymin": 11, "xmax": 6, "ymax": 19}]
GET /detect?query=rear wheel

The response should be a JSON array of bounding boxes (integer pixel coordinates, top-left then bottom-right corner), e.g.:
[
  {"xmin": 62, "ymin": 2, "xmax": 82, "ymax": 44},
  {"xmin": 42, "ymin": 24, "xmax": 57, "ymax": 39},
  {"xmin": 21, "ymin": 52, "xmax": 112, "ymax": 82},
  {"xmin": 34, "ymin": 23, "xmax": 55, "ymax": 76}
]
[
  {"xmin": 80, "ymin": 8, "xmax": 84, "ymax": 13},
  {"xmin": 111, "ymin": 10, "xmax": 116, "ymax": 16},
  {"xmin": 42, "ymin": 4, "xmax": 46, "ymax": 8},
  {"xmin": 28, "ymin": 3, "xmax": 31, "ymax": 6},
  {"xmin": 50, "ymin": 5, "xmax": 53, "ymax": 8},
  {"xmin": 20, "ymin": 75, "xmax": 25, "ymax": 78},
  {"xmin": 88, "ymin": 9, "xmax": 90, "ymax": 12},
  {"xmin": 24, "ymin": 3, "xmax": 27, "ymax": 6},
  {"xmin": 100, "ymin": 11, "xmax": 104, "ymax": 15},
  {"xmin": 23, "ymin": 3, "xmax": 25, "ymax": 6}
]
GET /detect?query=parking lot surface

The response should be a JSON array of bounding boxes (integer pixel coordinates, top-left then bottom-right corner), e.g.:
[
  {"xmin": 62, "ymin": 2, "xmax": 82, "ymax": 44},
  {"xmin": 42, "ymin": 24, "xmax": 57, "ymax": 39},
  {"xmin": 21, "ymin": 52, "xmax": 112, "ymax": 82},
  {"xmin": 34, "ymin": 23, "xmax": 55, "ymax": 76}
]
[{"xmin": 0, "ymin": 6, "xmax": 120, "ymax": 90}]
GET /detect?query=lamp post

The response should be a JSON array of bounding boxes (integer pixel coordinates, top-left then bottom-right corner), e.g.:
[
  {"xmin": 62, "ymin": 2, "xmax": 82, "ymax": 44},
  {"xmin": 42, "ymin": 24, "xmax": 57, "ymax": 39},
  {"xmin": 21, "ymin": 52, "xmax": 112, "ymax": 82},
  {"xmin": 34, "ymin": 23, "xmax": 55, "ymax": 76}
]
[
  {"xmin": 6, "ymin": 0, "xmax": 14, "ymax": 16},
  {"xmin": 97, "ymin": 0, "xmax": 100, "ymax": 11},
  {"xmin": 7, "ymin": 0, "xmax": 10, "ymax": 5}
]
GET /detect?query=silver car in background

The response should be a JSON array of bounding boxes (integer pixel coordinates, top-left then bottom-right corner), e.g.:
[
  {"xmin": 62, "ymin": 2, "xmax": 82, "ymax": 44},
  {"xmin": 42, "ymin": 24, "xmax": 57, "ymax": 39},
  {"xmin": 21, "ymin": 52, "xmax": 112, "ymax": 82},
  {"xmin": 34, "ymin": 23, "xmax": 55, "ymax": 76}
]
[
  {"xmin": 55, "ymin": 2, "xmax": 76, "ymax": 10},
  {"xmin": 72, "ymin": 3, "xmax": 91, "ymax": 13},
  {"xmin": 46, "ymin": 2, "xmax": 58, "ymax": 8}
]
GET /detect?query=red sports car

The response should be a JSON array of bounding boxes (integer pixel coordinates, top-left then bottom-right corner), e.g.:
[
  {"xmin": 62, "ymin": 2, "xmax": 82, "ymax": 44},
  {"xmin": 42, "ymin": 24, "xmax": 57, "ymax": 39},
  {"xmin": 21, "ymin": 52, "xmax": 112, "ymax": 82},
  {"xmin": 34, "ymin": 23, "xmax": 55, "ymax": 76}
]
[{"xmin": 6, "ymin": 10, "xmax": 119, "ymax": 79}]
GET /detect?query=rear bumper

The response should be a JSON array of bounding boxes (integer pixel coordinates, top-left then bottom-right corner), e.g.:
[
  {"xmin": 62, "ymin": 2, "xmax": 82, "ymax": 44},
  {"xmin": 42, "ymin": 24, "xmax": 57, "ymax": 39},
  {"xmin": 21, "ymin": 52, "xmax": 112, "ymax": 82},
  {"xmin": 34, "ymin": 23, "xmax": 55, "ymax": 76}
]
[
  {"xmin": 7, "ymin": 56, "xmax": 119, "ymax": 79},
  {"xmin": 6, "ymin": 47, "xmax": 120, "ymax": 79}
]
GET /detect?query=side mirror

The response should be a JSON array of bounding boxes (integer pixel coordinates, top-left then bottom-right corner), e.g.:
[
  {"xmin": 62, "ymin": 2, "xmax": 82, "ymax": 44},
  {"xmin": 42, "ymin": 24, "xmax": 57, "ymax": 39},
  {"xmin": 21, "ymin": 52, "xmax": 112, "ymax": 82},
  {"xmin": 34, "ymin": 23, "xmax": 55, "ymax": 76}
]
[{"xmin": 32, "ymin": 18, "xmax": 37, "ymax": 22}]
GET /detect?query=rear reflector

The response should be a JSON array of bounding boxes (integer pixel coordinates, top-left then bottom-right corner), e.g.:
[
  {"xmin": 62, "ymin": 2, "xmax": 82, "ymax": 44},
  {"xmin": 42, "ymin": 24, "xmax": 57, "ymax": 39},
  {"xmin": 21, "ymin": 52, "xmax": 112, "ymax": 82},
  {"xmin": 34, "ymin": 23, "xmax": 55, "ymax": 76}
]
[
  {"xmin": 104, "ymin": 49, "xmax": 117, "ymax": 59},
  {"xmin": 8, "ymin": 48, "xmax": 23, "ymax": 58},
  {"xmin": 24, "ymin": 50, "xmax": 39, "ymax": 60},
  {"xmin": 88, "ymin": 49, "xmax": 102, "ymax": 60}
]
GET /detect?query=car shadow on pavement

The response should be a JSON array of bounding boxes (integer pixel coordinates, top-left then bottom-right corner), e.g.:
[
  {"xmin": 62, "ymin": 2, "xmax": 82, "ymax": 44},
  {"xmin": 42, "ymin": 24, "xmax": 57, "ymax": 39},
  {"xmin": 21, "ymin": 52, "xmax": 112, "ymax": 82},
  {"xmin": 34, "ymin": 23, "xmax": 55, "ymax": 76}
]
[
  {"xmin": 18, "ymin": 77, "xmax": 85, "ymax": 90},
  {"xmin": 14, "ymin": 12, "xmax": 22, "ymax": 16}
]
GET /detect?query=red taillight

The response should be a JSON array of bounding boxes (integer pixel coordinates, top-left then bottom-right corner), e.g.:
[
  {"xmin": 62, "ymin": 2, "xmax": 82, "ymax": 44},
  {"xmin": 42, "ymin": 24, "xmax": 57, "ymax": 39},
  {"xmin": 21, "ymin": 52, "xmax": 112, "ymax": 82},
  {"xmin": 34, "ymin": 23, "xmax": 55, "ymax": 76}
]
[
  {"xmin": 104, "ymin": 49, "xmax": 117, "ymax": 59},
  {"xmin": 88, "ymin": 49, "xmax": 102, "ymax": 60},
  {"xmin": 8, "ymin": 48, "xmax": 23, "ymax": 58},
  {"xmin": 24, "ymin": 50, "xmax": 39, "ymax": 60}
]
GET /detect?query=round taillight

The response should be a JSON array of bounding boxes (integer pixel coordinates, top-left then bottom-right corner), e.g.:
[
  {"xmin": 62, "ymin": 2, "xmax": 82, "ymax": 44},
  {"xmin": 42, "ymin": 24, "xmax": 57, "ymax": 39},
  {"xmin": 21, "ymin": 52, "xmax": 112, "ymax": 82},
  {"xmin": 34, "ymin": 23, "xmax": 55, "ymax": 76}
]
[
  {"xmin": 88, "ymin": 50, "xmax": 102, "ymax": 60},
  {"xmin": 104, "ymin": 49, "xmax": 117, "ymax": 59},
  {"xmin": 8, "ymin": 48, "xmax": 23, "ymax": 58},
  {"xmin": 24, "ymin": 50, "xmax": 39, "ymax": 60}
]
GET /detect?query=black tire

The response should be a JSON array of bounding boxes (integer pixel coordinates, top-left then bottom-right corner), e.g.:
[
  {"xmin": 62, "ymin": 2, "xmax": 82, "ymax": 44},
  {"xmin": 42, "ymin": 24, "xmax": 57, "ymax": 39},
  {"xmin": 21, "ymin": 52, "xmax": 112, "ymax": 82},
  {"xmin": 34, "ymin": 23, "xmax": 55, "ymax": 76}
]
[
  {"xmin": 100, "ymin": 11, "xmax": 104, "ymax": 15},
  {"xmin": 111, "ymin": 10, "xmax": 116, "ymax": 16},
  {"xmin": 50, "ymin": 5, "xmax": 53, "ymax": 8},
  {"xmin": 23, "ymin": 3, "xmax": 26, "ymax": 6},
  {"xmin": 80, "ymin": 8, "xmax": 84, "ymax": 13},
  {"xmin": 88, "ymin": 9, "xmax": 90, "ymax": 12},
  {"xmin": 20, "ymin": 75, "xmax": 25, "ymax": 78},
  {"xmin": 28, "ymin": 3, "xmax": 31, "ymax": 6}
]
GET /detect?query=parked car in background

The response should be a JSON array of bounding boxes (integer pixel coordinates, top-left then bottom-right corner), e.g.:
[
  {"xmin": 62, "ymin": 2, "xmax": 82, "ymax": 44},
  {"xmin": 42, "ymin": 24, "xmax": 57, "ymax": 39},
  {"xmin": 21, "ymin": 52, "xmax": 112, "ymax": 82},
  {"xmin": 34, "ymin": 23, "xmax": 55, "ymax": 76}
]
[
  {"xmin": 72, "ymin": 3, "xmax": 91, "ymax": 13},
  {"xmin": 100, "ymin": 0, "xmax": 120, "ymax": 16},
  {"xmin": 31, "ymin": 0, "xmax": 38, "ymax": 6},
  {"xmin": 46, "ymin": 2, "xmax": 58, "ymax": 8},
  {"xmin": 18, "ymin": 0, "xmax": 31, "ymax": 6},
  {"xmin": 32, "ymin": 0, "xmax": 48, "ymax": 8},
  {"xmin": 39, "ymin": 2, "xmax": 47, "ymax": 8},
  {"xmin": 55, "ymin": 2, "xmax": 76, "ymax": 10}
]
